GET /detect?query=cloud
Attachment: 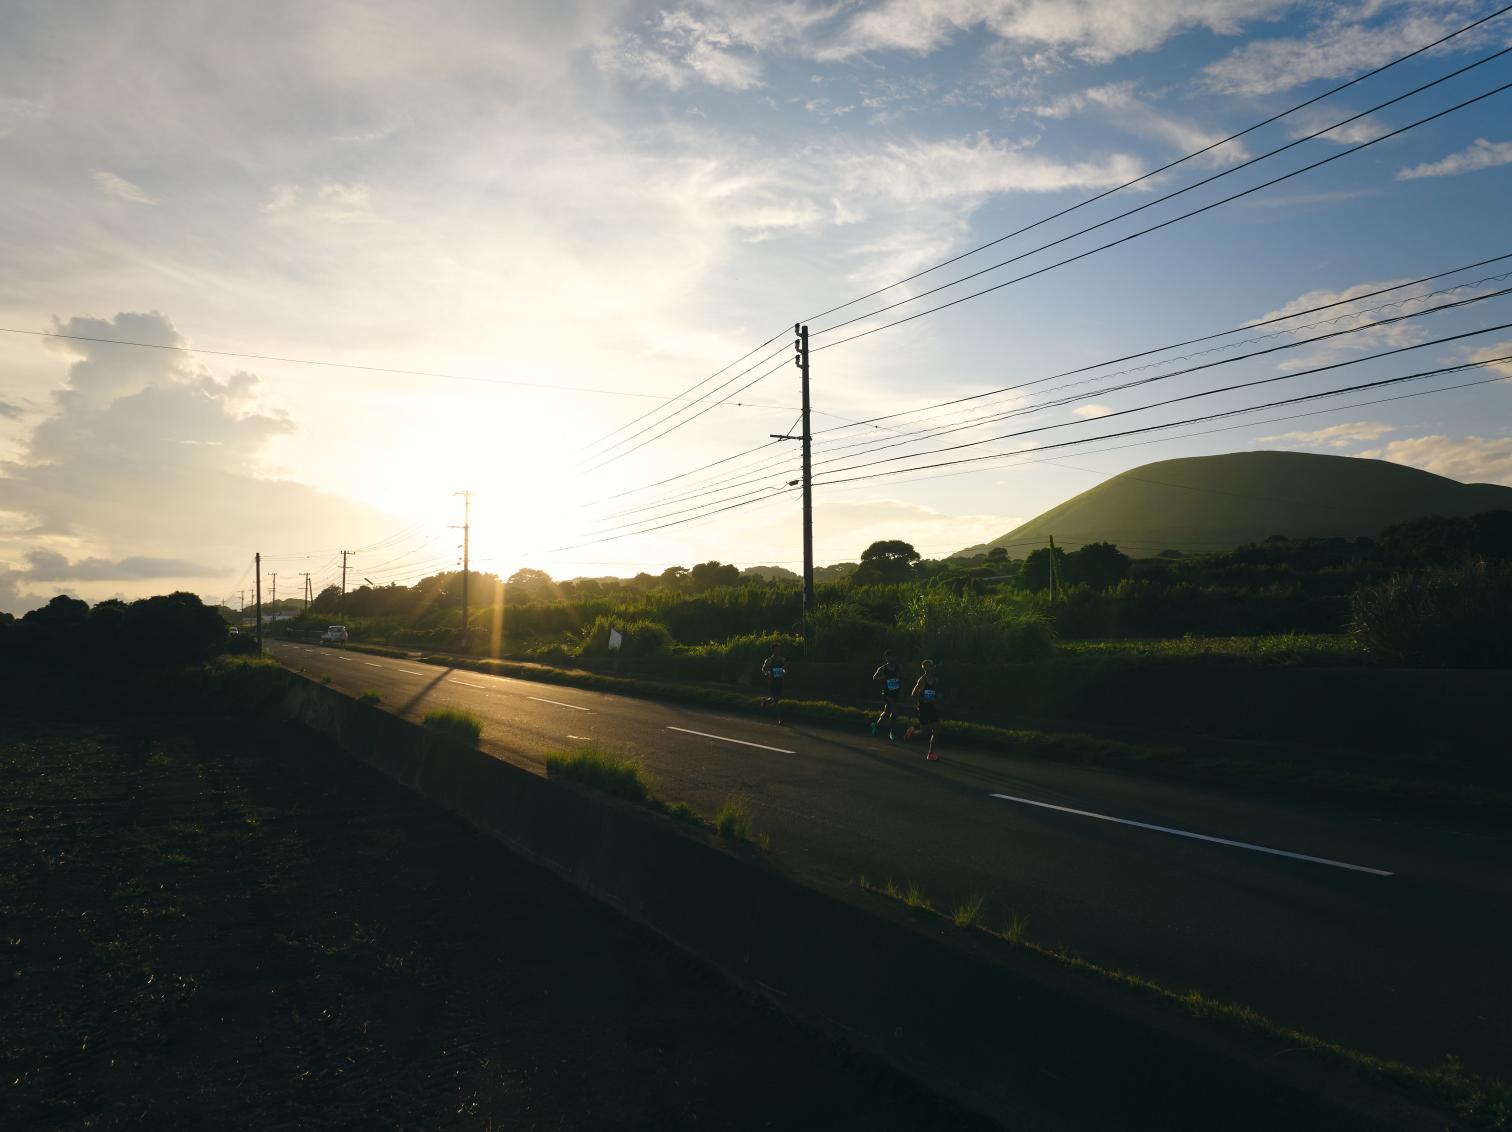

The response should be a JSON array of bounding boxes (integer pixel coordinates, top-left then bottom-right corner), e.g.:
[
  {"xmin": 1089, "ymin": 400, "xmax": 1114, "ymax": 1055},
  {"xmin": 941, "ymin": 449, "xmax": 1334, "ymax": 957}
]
[
  {"xmin": 1072, "ymin": 403, "xmax": 1114, "ymax": 417},
  {"xmin": 20, "ymin": 549, "xmax": 220, "ymax": 581},
  {"xmin": 1031, "ymin": 81, "xmax": 1248, "ymax": 163},
  {"xmin": 0, "ymin": 95, "xmax": 46, "ymax": 138},
  {"xmin": 1245, "ymin": 276, "xmax": 1454, "ymax": 369},
  {"xmin": 597, "ymin": 4, "xmax": 830, "ymax": 91},
  {"xmin": 1467, "ymin": 341, "xmax": 1512, "ymax": 378},
  {"xmin": 1357, "ymin": 435, "xmax": 1512, "ymax": 486},
  {"xmin": 1397, "ymin": 138, "xmax": 1512, "ymax": 181},
  {"xmin": 1289, "ymin": 111, "xmax": 1391, "ymax": 147},
  {"xmin": 823, "ymin": 0, "xmax": 1292, "ymax": 64},
  {"xmin": 1203, "ymin": 5, "xmax": 1487, "ymax": 96},
  {"xmin": 93, "ymin": 170, "xmax": 156, "ymax": 204},
  {"xmin": 0, "ymin": 400, "xmax": 23, "ymax": 420},
  {"xmin": 1257, "ymin": 420, "xmax": 1396, "ymax": 448},
  {"xmin": 0, "ymin": 310, "xmax": 402, "ymax": 613}
]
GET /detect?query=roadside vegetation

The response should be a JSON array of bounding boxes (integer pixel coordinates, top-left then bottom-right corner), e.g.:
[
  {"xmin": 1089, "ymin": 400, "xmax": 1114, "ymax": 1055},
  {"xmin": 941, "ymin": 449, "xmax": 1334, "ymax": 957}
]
[
  {"xmin": 422, "ymin": 708, "xmax": 483, "ymax": 745},
  {"xmin": 545, "ymin": 744, "xmax": 654, "ymax": 803},
  {"xmin": 855, "ymin": 878, "xmax": 1510, "ymax": 1131}
]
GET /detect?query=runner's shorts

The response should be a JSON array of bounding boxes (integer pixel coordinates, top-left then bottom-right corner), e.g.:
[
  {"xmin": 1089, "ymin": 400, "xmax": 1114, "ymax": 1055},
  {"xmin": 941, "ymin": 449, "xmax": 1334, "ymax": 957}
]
[
  {"xmin": 918, "ymin": 702, "xmax": 939, "ymax": 727},
  {"xmin": 768, "ymin": 678, "xmax": 784, "ymax": 700}
]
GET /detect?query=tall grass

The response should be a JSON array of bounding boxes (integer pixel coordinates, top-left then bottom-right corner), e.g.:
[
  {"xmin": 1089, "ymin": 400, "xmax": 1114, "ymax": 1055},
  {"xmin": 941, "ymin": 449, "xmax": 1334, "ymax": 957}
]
[
  {"xmin": 422, "ymin": 708, "xmax": 483, "ymax": 745},
  {"xmin": 897, "ymin": 589, "xmax": 1053, "ymax": 662},
  {"xmin": 1351, "ymin": 558, "xmax": 1512, "ymax": 667},
  {"xmin": 544, "ymin": 744, "xmax": 654, "ymax": 803}
]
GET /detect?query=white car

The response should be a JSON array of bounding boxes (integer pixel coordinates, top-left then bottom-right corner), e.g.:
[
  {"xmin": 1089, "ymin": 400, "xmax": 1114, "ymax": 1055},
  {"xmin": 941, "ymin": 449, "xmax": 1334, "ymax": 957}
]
[{"xmin": 320, "ymin": 625, "xmax": 349, "ymax": 644}]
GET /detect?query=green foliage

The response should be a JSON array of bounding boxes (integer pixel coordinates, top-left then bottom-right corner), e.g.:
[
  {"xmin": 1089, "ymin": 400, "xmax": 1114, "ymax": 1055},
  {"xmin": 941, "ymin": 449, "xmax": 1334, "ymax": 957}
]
[
  {"xmin": 897, "ymin": 589, "xmax": 1054, "ymax": 662},
  {"xmin": 358, "ymin": 689, "xmax": 382, "ymax": 704},
  {"xmin": 576, "ymin": 616, "xmax": 673, "ymax": 657},
  {"xmin": 1351, "ymin": 558, "xmax": 1512, "ymax": 668},
  {"xmin": 422, "ymin": 708, "xmax": 483, "ymax": 745},
  {"xmin": 951, "ymin": 894, "xmax": 985, "ymax": 928},
  {"xmin": 713, "ymin": 796, "xmax": 752, "ymax": 842},
  {"xmin": 544, "ymin": 744, "xmax": 653, "ymax": 803}
]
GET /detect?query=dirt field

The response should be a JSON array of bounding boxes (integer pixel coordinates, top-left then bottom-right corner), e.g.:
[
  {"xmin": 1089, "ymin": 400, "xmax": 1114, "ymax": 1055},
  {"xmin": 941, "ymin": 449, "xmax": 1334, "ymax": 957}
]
[{"xmin": 0, "ymin": 714, "xmax": 988, "ymax": 1130}]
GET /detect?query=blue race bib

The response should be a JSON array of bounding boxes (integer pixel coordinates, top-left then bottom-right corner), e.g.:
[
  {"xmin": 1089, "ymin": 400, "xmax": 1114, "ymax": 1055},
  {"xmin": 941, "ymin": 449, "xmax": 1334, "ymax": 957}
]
[
  {"xmin": 885, "ymin": 678, "xmax": 900, "ymax": 690},
  {"xmin": 922, "ymin": 688, "xmax": 937, "ymax": 701},
  {"xmin": 771, "ymin": 667, "xmax": 785, "ymax": 678}
]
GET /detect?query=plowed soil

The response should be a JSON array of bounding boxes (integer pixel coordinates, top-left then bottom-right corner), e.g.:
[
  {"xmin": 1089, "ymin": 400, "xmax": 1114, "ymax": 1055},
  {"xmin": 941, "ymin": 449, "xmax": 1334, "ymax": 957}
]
[{"xmin": 1, "ymin": 715, "xmax": 987, "ymax": 1130}]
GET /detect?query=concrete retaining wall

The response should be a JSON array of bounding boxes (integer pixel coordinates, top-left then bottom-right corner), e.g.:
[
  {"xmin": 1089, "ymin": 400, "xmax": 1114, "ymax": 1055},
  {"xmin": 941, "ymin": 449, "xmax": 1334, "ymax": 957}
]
[{"xmin": 278, "ymin": 675, "xmax": 1436, "ymax": 1131}]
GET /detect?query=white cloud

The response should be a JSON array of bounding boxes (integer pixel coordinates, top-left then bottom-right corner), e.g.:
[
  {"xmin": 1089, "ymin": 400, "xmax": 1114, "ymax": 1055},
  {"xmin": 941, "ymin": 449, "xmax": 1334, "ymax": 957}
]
[
  {"xmin": 1245, "ymin": 276, "xmax": 1457, "ymax": 370},
  {"xmin": 1257, "ymin": 419, "xmax": 1396, "ymax": 447},
  {"xmin": 1289, "ymin": 110, "xmax": 1391, "ymax": 147},
  {"xmin": 597, "ymin": 3, "xmax": 835, "ymax": 91},
  {"xmin": 1398, "ymin": 138, "xmax": 1512, "ymax": 181},
  {"xmin": 19, "ymin": 549, "xmax": 220, "ymax": 581},
  {"xmin": 0, "ymin": 95, "xmax": 46, "ymax": 138},
  {"xmin": 93, "ymin": 170, "xmax": 156, "ymax": 204},
  {"xmin": 1203, "ymin": 5, "xmax": 1488, "ymax": 96},
  {"xmin": 824, "ymin": 0, "xmax": 1291, "ymax": 64},
  {"xmin": 1072, "ymin": 403, "xmax": 1113, "ymax": 417},
  {"xmin": 1358, "ymin": 435, "xmax": 1512, "ymax": 486},
  {"xmin": 1031, "ymin": 81, "xmax": 1248, "ymax": 163},
  {"xmin": 1468, "ymin": 341, "xmax": 1512, "ymax": 378}
]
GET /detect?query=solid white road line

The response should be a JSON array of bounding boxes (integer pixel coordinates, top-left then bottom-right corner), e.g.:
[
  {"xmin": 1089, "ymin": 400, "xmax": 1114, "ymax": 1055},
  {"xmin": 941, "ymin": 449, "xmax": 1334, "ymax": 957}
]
[
  {"xmin": 666, "ymin": 726, "xmax": 795, "ymax": 755},
  {"xmin": 398, "ymin": 669, "xmax": 426, "ymax": 676},
  {"xmin": 987, "ymin": 793, "xmax": 1393, "ymax": 876},
  {"xmin": 451, "ymin": 680, "xmax": 486, "ymax": 689},
  {"xmin": 364, "ymin": 662, "xmax": 383, "ymax": 667},
  {"xmin": 527, "ymin": 695, "xmax": 590, "ymax": 712}
]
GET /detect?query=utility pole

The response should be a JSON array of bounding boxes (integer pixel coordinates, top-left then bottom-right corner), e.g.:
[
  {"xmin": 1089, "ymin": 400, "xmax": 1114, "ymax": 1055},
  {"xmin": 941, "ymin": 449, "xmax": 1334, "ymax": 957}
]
[
  {"xmin": 767, "ymin": 323, "xmax": 814, "ymax": 642},
  {"xmin": 339, "ymin": 550, "xmax": 353, "ymax": 620},
  {"xmin": 254, "ymin": 552, "xmax": 263, "ymax": 653},
  {"xmin": 1047, "ymin": 535, "xmax": 1061, "ymax": 602},
  {"xmin": 452, "ymin": 490, "xmax": 473, "ymax": 645},
  {"xmin": 270, "ymin": 572, "xmax": 278, "ymax": 610},
  {"xmin": 299, "ymin": 572, "xmax": 312, "ymax": 613}
]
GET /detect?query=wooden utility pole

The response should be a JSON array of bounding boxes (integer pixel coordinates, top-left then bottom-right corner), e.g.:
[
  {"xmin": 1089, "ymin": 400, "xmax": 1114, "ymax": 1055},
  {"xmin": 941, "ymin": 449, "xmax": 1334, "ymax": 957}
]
[
  {"xmin": 452, "ymin": 490, "xmax": 473, "ymax": 645},
  {"xmin": 254, "ymin": 552, "xmax": 263, "ymax": 653},
  {"xmin": 299, "ymin": 572, "xmax": 312, "ymax": 612},
  {"xmin": 339, "ymin": 550, "xmax": 353, "ymax": 619},
  {"xmin": 796, "ymin": 324, "xmax": 813, "ymax": 638}
]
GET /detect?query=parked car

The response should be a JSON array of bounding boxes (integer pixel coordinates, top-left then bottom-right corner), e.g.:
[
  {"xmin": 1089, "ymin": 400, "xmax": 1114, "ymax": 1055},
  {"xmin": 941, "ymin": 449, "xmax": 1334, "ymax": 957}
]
[{"xmin": 320, "ymin": 625, "xmax": 349, "ymax": 644}]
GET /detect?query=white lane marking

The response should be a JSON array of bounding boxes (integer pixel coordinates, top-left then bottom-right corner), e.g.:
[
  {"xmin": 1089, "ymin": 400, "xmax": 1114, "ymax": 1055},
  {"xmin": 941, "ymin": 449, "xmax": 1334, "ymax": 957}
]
[
  {"xmin": 987, "ymin": 793, "xmax": 1393, "ymax": 877},
  {"xmin": 567, "ymin": 734, "xmax": 591, "ymax": 741},
  {"xmin": 666, "ymin": 726, "xmax": 795, "ymax": 755},
  {"xmin": 338, "ymin": 656, "xmax": 355, "ymax": 661},
  {"xmin": 527, "ymin": 695, "xmax": 590, "ymax": 712},
  {"xmin": 364, "ymin": 662, "xmax": 383, "ymax": 668},
  {"xmin": 451, "ymin": 680, "xmax": 486, "ymax": 689},
  {"xmin": 398, "ymin": 669, "xmax": 426, "ymax": 676}
]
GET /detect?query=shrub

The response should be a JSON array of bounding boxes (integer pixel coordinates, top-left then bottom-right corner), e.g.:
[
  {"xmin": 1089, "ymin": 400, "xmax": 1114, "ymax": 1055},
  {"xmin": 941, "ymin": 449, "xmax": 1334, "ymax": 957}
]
[
  {"xmin": 575, "ymin": 616, "xmax": 673, "ymax": 657},
  {"xmin": 714, "ymin": 796, "xmax": 752, "ymax": 842},
  {"xmin": 544, "ymin": 744, "xmax": 653, "ymax": 803},
  {"xmin": 897, "ymin": 589, "xmax": 1053, "ymax": 662},
  {"xmin": 358, "ymin": 689, "xmax": 382, "ymax": 704},
  {"xmin": 1350, "ymin": 558, "xmax": 1512, "ymax": 668},
  {"xmin": 423, "ymin": 707, "xmax": 483, "ymax": 745}
]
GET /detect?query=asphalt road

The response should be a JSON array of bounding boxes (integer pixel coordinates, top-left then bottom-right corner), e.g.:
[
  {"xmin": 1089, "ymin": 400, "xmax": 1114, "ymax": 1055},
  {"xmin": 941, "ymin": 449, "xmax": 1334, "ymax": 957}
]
[{"xmin": 268, "ymin": 640, "xmax": 1512, "ymax": 1077}]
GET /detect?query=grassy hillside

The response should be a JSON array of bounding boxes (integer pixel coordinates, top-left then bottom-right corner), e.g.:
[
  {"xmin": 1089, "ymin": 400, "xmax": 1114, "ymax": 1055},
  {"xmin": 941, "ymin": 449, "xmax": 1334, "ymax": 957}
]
[{"xmin": 964, "ymin": 451, "xmax": 1512, "ymax": 555}]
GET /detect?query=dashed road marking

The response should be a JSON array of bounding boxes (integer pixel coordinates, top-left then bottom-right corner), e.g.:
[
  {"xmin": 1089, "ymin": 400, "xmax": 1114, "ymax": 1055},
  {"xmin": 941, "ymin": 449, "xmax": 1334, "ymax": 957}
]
[
  {"xmin": 986, "ymin": 793, "xmax": 1393, "ymax": 876},
  {"xmin": 364, "ymin": 662, "xmax": 383, "ymax": 667},
  {"xmin": 398, "ymin": 669, "xmax": 426, "ymax": 676},
  {"xmin": 666, "ymin": 726, "xmax": 795, "ymax": 755},
  {"xmin": 451, "ymin": 680, "xmax": 486, "ymax": 689},
  {"xmin": 527, "ymin": 696, "xmax": 589, "ymax": 712}
]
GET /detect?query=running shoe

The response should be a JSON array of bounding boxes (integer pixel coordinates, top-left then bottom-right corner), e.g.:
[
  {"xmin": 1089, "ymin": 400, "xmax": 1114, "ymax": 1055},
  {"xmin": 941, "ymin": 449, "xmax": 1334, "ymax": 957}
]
[
  {"xmin": 904, "ymin": 727, "xmax": 916, "ymax": 740},
  {"xmin": 870, "ymin": 722, "xmax": 878, "ymax": 737},
  {"xmin": 888, "ymin": 731, "xmax": 896, "ymax": 741},
  {"xmin": 926, "ymin": 751, "xmax": 940, "ymax": 762}
]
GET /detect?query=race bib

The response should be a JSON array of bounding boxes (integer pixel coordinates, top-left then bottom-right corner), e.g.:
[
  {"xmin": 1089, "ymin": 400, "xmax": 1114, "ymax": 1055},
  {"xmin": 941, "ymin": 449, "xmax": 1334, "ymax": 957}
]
[
  {"xmin": 922, "ymin": 688, "xmax": 937, "ymax": 701},
  {"xmin": 770, "ymin": 667, "xmax": 785, "ymax": 678},
  {"xmin": 885, "ymin": 678, "xmax": 900, "ymax": 690}
]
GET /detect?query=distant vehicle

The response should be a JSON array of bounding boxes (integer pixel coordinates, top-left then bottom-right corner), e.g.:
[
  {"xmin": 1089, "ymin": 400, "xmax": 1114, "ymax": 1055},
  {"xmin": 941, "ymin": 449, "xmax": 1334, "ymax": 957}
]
[
  {"xmin": 228, "ymin": 627, "xmax": 239, "ymax": 636},
  {"xmin": 320, "ymin": 625, "xmax": 349, "ymax": 644}
]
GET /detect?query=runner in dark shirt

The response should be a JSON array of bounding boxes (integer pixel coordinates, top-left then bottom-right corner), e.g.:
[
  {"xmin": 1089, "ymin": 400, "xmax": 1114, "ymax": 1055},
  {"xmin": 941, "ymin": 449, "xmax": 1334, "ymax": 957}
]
[
  {"xmin": 760, "ymin": 646, "xmax": 788, "ymax": 725},
  {"xmin": 910, "ymin": 659, "xmax": 941, "ymax": 762},
  {"xmin": 871, "ymin": 650, "xmax": 902, "ymax": 739}
]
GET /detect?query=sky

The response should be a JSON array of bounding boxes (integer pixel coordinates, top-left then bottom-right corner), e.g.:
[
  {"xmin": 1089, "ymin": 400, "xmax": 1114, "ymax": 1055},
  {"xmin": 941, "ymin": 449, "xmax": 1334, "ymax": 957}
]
[{"xmin": 1, "ymin": 0, "xmax": 1510, "ymax": 612}]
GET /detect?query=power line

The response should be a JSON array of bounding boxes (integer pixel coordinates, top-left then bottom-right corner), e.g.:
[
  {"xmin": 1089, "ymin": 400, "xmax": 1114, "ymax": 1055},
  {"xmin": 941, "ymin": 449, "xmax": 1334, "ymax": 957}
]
[
  {"xmin": 798, "ymin": 2, "xmax": 1512, "ymax": 327},
  {"xmin": 809, "ymin": 44, "xmax": 1512, "ymax": 342},
  {"xmin": 589, "ymin": 293, "xmax": 1512, "ymax": 527},
  {"xmin": 808, "ymin": 79, "xmax": 1512, "ymax": 356}
]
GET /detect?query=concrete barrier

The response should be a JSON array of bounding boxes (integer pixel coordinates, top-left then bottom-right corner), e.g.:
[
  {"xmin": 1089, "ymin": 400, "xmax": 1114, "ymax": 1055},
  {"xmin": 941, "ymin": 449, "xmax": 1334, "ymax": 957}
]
[{"xmin": 278, "ymin": 675, "xmax": 1438, "ymax": 1131}]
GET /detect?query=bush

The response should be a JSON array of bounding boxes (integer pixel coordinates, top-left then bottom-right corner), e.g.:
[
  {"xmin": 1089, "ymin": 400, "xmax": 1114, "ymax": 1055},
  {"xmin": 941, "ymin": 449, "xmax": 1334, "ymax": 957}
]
[
  {"xmin": 1350, "ymin": 558, "xmax": 1512, "ymax": 668},
  {"xmin": 575, "ymin": 616, "xmax": 673, "ymax": 657},
  {"xmin": 544, "ymin": 745, "xmax": 653, "ymax": 803},
  {"xmin": 714, "ymin": 796, "xmax": 752, "ymax": 842},
  {"xmin": 358, "ymin": 689, "xmax": 382, "ymax": 704},
  {"xmin": 897, "ymin": 589, "xmax": 1053, "ymax": 662},
  {"xmin": 422, "ymin": 708, "xmax": 483, "ymax": 745}
]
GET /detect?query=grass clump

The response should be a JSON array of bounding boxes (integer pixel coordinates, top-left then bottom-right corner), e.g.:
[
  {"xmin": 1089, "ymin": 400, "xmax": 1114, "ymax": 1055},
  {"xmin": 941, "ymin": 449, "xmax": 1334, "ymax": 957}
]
[
  {"xmin": 663, "ymin": 800, "xmax": 702, "ymax": 826},
  {"xmin": 714, "ymin": 796, "xmax": 752, "ymax": 842},
  {"xmin": 544, "ymin": 744, "xmax": 653, "ymax": 804},
  {"xmin": 422, "ymin": 707, "xmax": 483, "ymax": 746},
  {"xmin": 321, "ymin": 674, "xmax": 332, "ymax": 685},
  {"xmin": 951, "ymin": 894, "xmax": 985, "ymax": 929},
  {"xmin": 358, "ymin": 689, "xmax": 382, "ymax": 704}
]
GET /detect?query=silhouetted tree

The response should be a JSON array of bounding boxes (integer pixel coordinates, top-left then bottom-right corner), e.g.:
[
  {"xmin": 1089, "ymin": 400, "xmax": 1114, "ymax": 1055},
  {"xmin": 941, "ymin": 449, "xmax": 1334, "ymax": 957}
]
[
  {"xmin": 689, "ymin": 560, "xmax": 741, "ymax": 592},
  {"xmin": 852, "ymin": 540, "xmax": 920, "ymax": 585},
  {"xmin": 1067, "ymin": 542, "xmax": 1131, "ymax": 591}
]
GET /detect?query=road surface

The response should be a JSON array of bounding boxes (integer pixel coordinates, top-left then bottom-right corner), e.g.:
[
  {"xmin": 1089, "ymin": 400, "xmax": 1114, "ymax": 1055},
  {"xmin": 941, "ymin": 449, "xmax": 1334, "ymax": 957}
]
[{"xmin": 267, "ymin": 640, "xmax": 1512, "ymax": 1077}]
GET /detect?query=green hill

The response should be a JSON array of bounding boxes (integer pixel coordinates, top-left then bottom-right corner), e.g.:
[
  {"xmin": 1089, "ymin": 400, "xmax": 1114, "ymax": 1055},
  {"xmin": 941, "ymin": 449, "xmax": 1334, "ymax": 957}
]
[{"xmin": 957, "ymin": 451, "xmax": 1512, "ymax": 557}]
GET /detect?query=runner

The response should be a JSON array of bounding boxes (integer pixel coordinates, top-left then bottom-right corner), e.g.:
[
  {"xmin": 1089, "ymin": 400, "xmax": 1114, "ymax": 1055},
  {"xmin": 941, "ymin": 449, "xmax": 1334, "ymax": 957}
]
[
  {"xmin": 911, "ymin": 659, "xmax": 941, "ymax": 762},
  {"xmin": 871, "ymin": 649, "xmax": 902, "ymax": 739},
  {"xmin": 760, "ymin": 644, "xmax": 788, "ymax": 725}
]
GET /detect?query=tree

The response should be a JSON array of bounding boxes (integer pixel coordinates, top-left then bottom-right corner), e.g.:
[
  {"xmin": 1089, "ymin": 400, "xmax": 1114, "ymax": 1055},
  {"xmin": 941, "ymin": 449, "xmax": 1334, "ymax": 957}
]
[
  {"xmin": 689, "ymin": 560, "xmax": 740, "ymax": 592},
  {"xmin": 1020, "ymin": 545, "xmax": 1068, "ymax": 593},
  {"xmin": 507, "ymin": 568, "xmax": 555, "ymax": 603},
  {"xmin": 1067, "ymin": 542, "xmax": 1131, "ymax": 591},
  {"xmin": 659, "ymin": 565, "xmax": 690, "ymax": 592},
  {"xmin": 124, "ymin": 591, "xmax": 227, "ymax": 666},
  {"xmin": 852, "ymin": 540, "xmax": 920, "ymax": 585},
  {"xmin": 986, "ymin": 546, "xmax": 1009, "ymax": 563}
]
